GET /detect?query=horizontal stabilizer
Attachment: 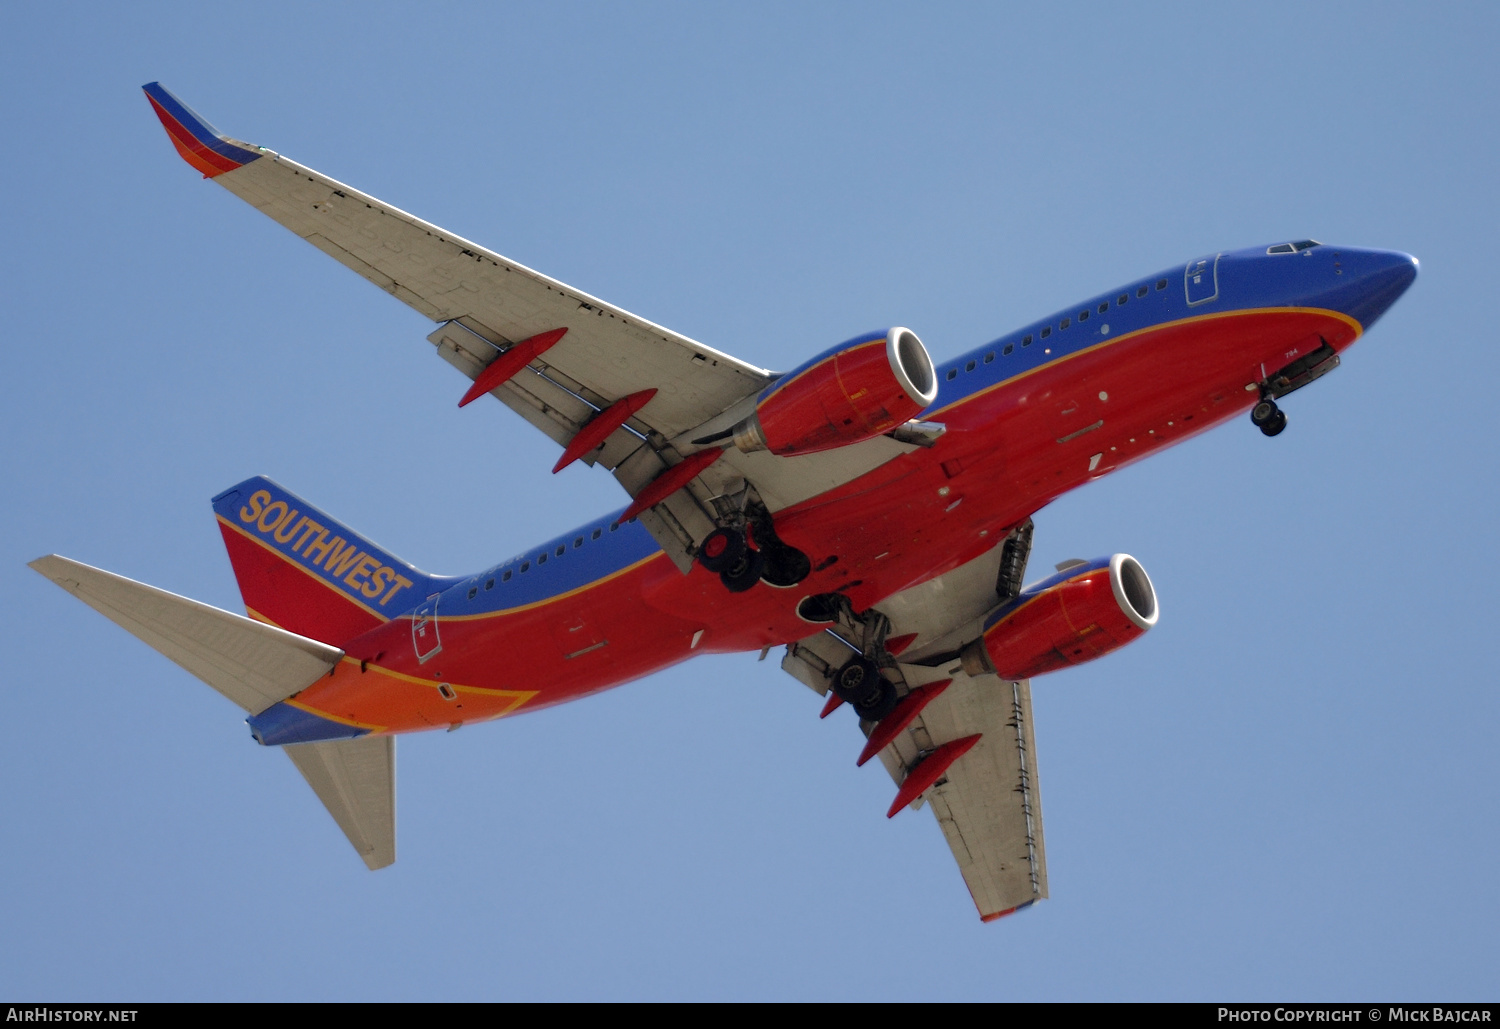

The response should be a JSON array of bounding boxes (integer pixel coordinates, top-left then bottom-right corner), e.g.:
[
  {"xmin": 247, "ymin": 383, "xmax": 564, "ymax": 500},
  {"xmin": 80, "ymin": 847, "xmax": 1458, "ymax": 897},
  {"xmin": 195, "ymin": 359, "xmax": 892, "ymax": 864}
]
[
  {"xmin": 285, "ymin": 735, "xmax": 396, "ymax": 870},
  {"xmin": 29, "ymin": 555, "xmax": 343, "ymax": 715}
]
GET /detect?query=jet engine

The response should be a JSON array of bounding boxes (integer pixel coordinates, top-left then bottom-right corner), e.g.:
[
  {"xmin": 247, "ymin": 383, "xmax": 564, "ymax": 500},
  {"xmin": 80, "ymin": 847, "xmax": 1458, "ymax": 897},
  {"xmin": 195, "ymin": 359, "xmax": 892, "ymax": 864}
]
[
  {"xmin": 728, "ymin": 328, "xmax": 938, "ymax": 455},
  {"xmin": 960, "ymin": 554, "xmax": 1158, "ymax": 680}
]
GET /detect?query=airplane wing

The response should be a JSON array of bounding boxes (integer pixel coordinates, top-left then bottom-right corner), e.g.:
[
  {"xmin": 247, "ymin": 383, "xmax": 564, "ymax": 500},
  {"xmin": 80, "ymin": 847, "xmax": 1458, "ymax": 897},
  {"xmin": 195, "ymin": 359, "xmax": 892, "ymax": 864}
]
[
  {"xmin": 781, "ymin": 525, "xmax": 1048, "ymax": 921},
  {"xmin": 146, "ymin": 82, "xmax": 878, "ymax": 567},
  {"xmin": 284, "ymin": 735, "xmax": 397, "ymax": 871}
]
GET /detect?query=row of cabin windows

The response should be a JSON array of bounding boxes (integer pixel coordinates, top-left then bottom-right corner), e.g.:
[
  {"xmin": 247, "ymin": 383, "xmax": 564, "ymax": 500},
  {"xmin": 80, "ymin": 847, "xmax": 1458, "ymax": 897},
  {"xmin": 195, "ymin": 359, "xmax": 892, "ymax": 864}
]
[
  {"xmin": 465, "ymin": 519, "xmax": 635, "ymax": 598},
  {"xmin": 944, "ymin": 278, "xmax": 1170, "ymax": 381}
]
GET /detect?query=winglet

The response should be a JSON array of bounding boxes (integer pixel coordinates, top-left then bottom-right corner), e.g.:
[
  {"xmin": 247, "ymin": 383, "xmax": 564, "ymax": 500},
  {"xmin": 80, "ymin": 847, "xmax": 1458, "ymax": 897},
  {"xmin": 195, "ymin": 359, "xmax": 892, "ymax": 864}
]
[{"xmin": 141, "ymin": 82, "xmax": 263, "ymax": 178}]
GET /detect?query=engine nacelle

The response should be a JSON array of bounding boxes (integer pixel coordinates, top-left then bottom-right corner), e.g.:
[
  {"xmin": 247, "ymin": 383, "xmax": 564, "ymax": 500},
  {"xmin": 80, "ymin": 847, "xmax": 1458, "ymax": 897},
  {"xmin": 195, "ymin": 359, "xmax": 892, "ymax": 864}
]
[
  {"xmin": 731, "ymin": 328, "xmax": 938, "ymax": 455},
  {"xmin": 960, "ymin": 554, "xmax": 1158, "ymax": 680}
]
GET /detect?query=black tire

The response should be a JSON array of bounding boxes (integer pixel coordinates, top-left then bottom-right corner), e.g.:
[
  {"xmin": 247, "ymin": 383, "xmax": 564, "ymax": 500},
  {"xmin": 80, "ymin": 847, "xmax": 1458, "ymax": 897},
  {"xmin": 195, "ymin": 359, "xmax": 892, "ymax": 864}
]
[
  {"xmin": 832, "ymin": 656, "xmax": 881, "ymax": 703},
  {"xmin": 1251, "ymin": 399, "xmax": 1278, "ymax": 427},
  {"xmin": 832, "ymin": 657, "xmax": 898, "ymax": 722},
  {"xmin": 698, "ymin": 527, "xmax": 745, "ymax": 573},
  {"xmin": 759, "ymin": 544, "xmax": 811, "ymax": 588},
  {"xmin": 1261, "ymin": 409, "xmax": 1288, "ymax": 437},
  {"xmin": 719, "ymin": 546, "xmax": 765, "ymax": 593},
  {"xmin": 851, "ymin": 676, "xmax": 899, "ymax": 723}
]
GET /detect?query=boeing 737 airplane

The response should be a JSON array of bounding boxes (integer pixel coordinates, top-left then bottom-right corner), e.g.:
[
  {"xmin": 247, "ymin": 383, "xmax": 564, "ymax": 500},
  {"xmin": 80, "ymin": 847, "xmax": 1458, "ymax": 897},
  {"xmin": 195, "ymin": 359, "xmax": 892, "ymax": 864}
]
[{"xmin": 30, "ymin": 83, "xmax": 1419, "ymax": 921}]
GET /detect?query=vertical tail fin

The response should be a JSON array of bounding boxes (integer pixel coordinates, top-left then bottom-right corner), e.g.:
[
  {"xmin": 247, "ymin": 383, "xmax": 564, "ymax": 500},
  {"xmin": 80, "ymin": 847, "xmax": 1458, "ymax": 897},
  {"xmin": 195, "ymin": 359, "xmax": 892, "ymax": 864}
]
[{"xmin": 213, "ymin": 476, "xmax": 452, "ymax": 647}]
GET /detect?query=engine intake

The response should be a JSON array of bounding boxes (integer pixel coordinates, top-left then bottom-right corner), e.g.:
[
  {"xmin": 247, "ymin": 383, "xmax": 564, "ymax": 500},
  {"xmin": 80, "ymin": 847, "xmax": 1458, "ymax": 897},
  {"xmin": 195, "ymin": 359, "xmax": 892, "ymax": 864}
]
[
  {"xmin": 960, "ymin": 554, "xmax": 1158, "ymax": 680},
  {"xmin": 731, "ymin": 328, "xmax": 937, "ymax": 455}
]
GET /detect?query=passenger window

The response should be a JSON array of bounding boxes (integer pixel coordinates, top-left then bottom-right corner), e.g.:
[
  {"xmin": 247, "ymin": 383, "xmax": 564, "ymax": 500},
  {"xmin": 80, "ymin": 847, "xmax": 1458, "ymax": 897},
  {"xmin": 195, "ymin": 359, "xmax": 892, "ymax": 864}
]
[
  {"xmin": 1118, "ymin": 294, "xmax": 1128, "ymax": 305},
  {"xmin": 538, "ymin": 552, "xmax": 547, "ymax": 565},
  {"xmin": 1156, "ymin": 279, "xmax": 1167, "ymax": 290},
  {"xmin": 983, "ymin": 352, "xmax": 994, "ymax": 364},
  {"xmin": 591, "ymin": 528, "xmax": 602, "ymax": 540},
  {"xmin": 502, "ymin": 570, "xmax": 513, "ymax": 582},
  {"xmin": 467, "ymin": 587, "xmax": 477, "ymax": 599},
  {"xmin": 610, "ymin": 523, "xmax": 618, "ymax": 531},
  {"xmin": 520, "ymin": 562, "xmax": 529, "ymax": 572},
  {"xmin": 555, "ymin": 545, "xmax": 565, "ymax": 557},
  {"xmin": 485, "ymin": 578, "xmax": 494, "ymax": 590},
  {"xmin": 1078, "ymin": 310, "xmax": 1089, "ymax": 322},
  {"xmin": 1023, "ymin": 334, "xmax": 1033, "ymax": 346},
  {"xmin": 946, "ymin": 369, "xmax": 957, "ymax": 381},
  {"xmin": 1003, "ymin": 344, "xmax": 1014, "ymax": 355},
  {"xmin": 965, "ymin": 360, "xmax": 976, "ymax": 372},
  {"xmin": 1041, "ymin": 327, "xmax": 1051, "ymax": 339},
  {"xmin": 574, "ymin": 537, "xmax": 583, "ymax": 549},
  {"xmin": 1098, "ymin": 302, "xmax": 1109, "ymax": 314},
  {"xmin": 1137, "ymin": 286, "xmax": 1148, "ymax": 297},
  {"xmin": 1060, "ymin": 318, "xmax": 1070, "ymax": 329}
]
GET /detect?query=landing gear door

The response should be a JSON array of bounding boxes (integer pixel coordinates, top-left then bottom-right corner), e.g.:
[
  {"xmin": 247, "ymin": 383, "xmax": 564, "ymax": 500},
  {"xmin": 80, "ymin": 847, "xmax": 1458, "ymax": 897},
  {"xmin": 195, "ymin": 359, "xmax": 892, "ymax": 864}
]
[
  {"xmin": 1185, "ymin": 253, "xmax": 1220, "ymax": 306},
  {"xmin": 412, "ymin": 594, "xmax": 442, "ymax": 664}
]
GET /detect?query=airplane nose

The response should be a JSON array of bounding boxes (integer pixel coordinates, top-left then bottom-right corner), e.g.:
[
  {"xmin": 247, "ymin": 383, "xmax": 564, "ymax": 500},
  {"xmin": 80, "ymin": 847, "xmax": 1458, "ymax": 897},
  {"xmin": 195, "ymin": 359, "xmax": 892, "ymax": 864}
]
[{"xmin": 1342, "ymin": 249, "xmax": 1418, "ymax": 330}]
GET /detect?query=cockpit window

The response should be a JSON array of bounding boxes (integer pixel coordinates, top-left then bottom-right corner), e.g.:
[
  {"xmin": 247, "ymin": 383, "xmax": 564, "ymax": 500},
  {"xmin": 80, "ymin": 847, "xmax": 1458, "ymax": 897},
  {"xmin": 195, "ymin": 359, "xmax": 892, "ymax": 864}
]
[{"xmin": 1268, "ymin": 240, "xmax": 1321, "ymax": 255}]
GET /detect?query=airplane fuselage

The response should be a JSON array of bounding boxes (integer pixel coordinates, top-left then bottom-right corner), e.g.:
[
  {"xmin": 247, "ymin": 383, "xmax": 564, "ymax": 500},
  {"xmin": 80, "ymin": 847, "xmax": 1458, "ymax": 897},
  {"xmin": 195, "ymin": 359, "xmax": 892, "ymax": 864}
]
[{"xmin": 239, "ymin": 242, "xmax": 1417, "ymax": 743}]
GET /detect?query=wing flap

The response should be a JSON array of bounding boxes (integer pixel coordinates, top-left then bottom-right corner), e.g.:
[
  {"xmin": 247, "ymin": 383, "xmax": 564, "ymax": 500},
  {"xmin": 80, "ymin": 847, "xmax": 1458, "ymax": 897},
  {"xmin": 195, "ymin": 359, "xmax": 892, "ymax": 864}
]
[
  {"xmin": 284, "ymin": 735, "xmax": 396, "ymax": 870},
  {"xmin": 29, "ymin": 554, "xmax": 343, "ymax": 715},
  {"xmin": 909, "ymin": 674, "xmax": 1048, "ymax": 919}
]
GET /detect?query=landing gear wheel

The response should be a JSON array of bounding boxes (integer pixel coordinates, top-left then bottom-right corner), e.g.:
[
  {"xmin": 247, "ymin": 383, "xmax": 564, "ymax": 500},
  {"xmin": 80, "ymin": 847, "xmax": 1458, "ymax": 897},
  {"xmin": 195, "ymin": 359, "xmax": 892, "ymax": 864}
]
[
  {"xmin": 851, "ymin": 676, "xmax": 899, "ymax": 722},
  {"xmin": 719, "ymin": 546, "xmax": 765, "ymax": 593},
  {"xmin": 832, "ymin": 657, "xmax": 898, "ymax": 722},
  {"xmin": 697, "ymin": 527, "xmax": 746, "ymax": 573},
  {"xmin": 1251, "ymin": 398, "xmax": 1285, "ymax": 436},
  {"xmin": 759, "ymin": 544, "xmax": 812, "ymax": 588}
]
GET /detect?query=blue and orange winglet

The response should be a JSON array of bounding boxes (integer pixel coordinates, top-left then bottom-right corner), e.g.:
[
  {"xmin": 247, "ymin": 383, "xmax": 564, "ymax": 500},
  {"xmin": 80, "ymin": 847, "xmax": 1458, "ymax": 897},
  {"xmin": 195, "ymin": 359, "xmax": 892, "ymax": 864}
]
[{"xmin": 141, "ymin": 82, "xmax": 262, "ymax": 178}]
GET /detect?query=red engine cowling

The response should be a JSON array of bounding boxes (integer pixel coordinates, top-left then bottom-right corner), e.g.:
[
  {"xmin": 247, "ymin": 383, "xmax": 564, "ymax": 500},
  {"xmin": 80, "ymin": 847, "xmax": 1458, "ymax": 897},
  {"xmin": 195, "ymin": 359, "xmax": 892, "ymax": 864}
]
[
  {"xmin": 731, "ymin": 328, "xmax": 938, "ymax": 455},
  {"xmin": 960, "ymin": 554, "xmax": 1158, "ymax": 680}
]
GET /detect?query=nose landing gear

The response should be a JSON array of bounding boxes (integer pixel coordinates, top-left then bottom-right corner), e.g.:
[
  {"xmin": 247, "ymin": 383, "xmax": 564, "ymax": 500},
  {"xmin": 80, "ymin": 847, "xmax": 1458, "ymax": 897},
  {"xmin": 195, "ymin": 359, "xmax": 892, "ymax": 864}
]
[{"xmin": 1251, "ymin": 397, "xmax": 1288, "ymax": 437}]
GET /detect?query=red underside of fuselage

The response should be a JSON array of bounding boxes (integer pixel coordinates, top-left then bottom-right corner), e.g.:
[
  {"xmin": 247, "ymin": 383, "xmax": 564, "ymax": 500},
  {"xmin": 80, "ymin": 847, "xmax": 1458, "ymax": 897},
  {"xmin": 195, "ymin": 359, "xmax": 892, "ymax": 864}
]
[{"xmin": 285, "ymin": 307, "xmax": 1358, "ymax": 735}]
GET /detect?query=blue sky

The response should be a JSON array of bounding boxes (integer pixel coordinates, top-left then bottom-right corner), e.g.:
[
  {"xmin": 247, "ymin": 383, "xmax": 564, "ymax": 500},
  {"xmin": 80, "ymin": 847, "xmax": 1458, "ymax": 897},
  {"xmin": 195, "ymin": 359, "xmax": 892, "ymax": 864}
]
[{"xmin": 3, "ymin": 1, "xmax": 1496, "ymax": 1001}]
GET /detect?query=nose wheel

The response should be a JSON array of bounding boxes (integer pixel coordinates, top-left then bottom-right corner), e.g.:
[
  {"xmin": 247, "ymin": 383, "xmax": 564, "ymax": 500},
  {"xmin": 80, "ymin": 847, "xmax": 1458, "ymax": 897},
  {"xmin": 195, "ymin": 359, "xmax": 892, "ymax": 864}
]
[{"xmin": 1251, "ymin": 398, "xmax": 1287, "ymax": 437}]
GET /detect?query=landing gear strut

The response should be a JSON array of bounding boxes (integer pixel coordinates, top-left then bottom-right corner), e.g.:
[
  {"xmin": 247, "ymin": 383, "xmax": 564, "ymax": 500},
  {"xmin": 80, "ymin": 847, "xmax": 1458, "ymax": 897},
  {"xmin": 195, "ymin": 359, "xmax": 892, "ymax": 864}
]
[{"xmin": 1251, "ymin": 397, "xmax": 1287, "ymax": 437}]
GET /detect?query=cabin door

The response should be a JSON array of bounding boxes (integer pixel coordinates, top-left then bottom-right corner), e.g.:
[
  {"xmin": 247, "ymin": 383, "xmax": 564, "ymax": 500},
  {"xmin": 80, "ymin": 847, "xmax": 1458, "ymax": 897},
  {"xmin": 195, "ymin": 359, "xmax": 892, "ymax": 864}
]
[
  {"xmin": 412, "ymin": 594, "xmax": 443, "ymax": 663},
  {"xmin": 1185, "ymin": 253, "xmax": 1221, "ymax": 306}
]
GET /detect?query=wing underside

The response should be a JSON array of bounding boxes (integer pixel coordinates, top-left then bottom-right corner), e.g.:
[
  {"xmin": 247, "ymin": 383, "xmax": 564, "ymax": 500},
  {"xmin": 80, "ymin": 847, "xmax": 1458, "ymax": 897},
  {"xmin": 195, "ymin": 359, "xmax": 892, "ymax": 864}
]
[{"xmin": 780, "ymin": 525, "xmax": 1048, "ymax": 920}]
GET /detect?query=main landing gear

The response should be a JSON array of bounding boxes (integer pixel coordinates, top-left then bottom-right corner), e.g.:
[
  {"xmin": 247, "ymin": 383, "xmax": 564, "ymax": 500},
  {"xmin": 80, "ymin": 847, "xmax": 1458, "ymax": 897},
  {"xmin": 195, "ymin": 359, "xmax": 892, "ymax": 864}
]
[
  {"xmin": 1251, "ymin": 397, "xmax": 1288, "ymax": 437},
  {"xmin": 695, "ymin": 511, "xmax": 811, "ymax": 593},
  {"xmin": 798, "ymin": 592, "xmax": 902, "ymax": 722},
  {"xmin": 832, "ymin": 654, "xmax": 899, "ymax": 723}
]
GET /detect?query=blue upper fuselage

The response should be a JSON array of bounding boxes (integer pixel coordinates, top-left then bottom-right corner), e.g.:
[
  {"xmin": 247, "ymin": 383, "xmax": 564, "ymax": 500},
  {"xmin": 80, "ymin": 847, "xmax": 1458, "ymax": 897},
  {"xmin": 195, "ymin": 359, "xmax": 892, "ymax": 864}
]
[
  {"xmin": 925, "ymin": 241, "xmax": 1418, "ymax": 412},
  {"xmin": 431, "ymin": 241, "xmax": 1417, "ymax": 619}
]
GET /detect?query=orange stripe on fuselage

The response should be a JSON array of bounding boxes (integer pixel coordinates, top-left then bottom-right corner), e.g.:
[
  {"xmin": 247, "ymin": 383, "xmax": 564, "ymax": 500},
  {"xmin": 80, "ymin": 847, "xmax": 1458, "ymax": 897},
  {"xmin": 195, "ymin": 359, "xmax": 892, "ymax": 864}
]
[{"xmin": 285, "ymin": 655, "xmax": 539, "ymax": 736}]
